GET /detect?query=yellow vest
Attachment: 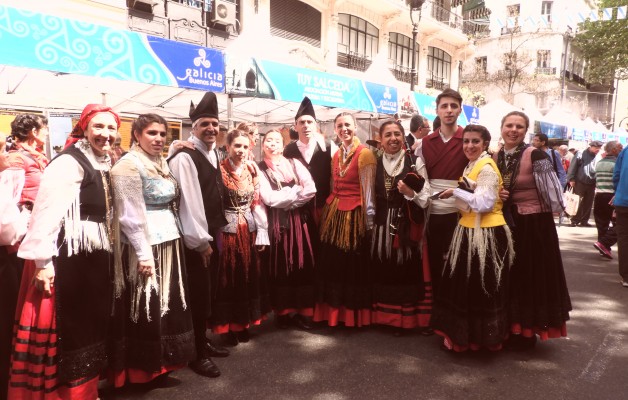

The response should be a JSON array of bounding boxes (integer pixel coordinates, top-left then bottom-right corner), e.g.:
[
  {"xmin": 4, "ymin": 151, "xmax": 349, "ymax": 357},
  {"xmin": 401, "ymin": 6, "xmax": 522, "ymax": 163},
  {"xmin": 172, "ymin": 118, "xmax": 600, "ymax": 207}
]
[{"xmin": 458, "ymin": 157, "xmax": 506, "ymax": 228}]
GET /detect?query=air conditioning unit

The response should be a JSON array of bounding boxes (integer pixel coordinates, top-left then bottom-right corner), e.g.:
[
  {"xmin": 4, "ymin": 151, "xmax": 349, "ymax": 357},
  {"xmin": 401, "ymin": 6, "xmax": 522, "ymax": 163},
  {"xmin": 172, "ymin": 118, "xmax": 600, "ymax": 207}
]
[{"xmin": 210, "ymin": 0, "xmax": 236, "ymax": 26}]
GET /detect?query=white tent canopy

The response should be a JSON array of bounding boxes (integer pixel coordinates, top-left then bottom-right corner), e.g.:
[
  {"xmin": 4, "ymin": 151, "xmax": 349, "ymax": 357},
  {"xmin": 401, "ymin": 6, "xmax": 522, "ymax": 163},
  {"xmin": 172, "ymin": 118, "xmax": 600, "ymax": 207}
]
[
  {"xmin": 479, "ymin": 99, "xmax": 521, "ymax": 138},
  {"xmin": 0, "ymin": 65, "xmax": 382, "ymax": 125}
]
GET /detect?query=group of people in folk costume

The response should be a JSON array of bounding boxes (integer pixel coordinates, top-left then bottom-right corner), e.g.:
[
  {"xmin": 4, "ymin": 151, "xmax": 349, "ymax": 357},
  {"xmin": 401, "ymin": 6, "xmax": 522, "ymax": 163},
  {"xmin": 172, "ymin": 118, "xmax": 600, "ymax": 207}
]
[{"xmin": 0, "ymin": 88, "xmax": 572, "ymax": 399}]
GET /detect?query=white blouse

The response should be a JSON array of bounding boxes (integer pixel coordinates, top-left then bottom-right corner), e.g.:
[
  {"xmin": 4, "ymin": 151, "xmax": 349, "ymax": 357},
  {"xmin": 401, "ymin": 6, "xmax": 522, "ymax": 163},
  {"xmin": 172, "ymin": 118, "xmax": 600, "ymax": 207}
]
[
  {"xmin": 452, "ymin": 156, "xmax": 499, "ymax": 213},
  {"xmin": 259, "ymin": 157, "xmax": 316, "ymax": 210},
  {"xmin": 18, "ymin": 141, "xmax": 111, "ymax": 269}
]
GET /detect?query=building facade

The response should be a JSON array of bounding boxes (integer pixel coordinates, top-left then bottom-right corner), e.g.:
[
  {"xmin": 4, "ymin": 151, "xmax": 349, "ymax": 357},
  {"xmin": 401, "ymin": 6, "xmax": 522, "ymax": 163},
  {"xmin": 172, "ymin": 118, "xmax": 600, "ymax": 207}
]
[{"xmin": 462, "ymin": 0, "xmax": 614, "ymax": 126}]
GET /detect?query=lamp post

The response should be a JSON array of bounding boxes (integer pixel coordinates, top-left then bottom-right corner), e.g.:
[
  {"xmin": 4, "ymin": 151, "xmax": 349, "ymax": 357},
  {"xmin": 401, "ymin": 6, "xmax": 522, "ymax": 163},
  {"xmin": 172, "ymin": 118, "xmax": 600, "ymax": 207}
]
[
  {"xmin": 560, "ymin": 26, "xmax": 574, "ymax": 106},
  {"xmin": 407, "ymin": 0, "xmax": 425, "ymax": 92}
]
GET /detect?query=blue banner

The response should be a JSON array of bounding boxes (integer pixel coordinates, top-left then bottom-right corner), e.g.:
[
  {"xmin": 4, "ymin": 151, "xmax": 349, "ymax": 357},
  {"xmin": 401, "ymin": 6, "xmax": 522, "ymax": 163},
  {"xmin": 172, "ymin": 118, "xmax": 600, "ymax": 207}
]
[
  {"xmin": 539, "ymin": 122, "xmax": 568, "ymax": 139},
  {"xmin": 0, "ymin": 6, "xmax": 224, "ymax": 92},
  {"xmin": 411, "ymin": 93, "xmax": 473, "ymax": 126},
  {"xmin": 463, "ymin": 105, "xmax": 480, "ymax": 125},
  {"xmin": 244, "ymin": 59, "xmax": 397, "ymax": 114}
]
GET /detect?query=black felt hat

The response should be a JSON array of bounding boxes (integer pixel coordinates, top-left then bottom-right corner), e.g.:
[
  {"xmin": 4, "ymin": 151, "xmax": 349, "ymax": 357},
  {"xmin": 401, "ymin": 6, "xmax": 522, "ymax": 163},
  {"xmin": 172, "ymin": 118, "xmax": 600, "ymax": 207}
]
[
  {"xmin": 295, "ymin": 96, "xmax": 316, "ymax": 121},
  {"xmin": 189, "ymin": 92, "xmax": 219, "ymax": 122}
]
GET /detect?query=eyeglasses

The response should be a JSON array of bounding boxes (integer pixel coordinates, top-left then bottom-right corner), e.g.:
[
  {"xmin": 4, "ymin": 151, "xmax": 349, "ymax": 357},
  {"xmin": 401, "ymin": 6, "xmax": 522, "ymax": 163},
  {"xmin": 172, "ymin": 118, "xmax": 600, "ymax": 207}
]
[{"xmin": 198, "ymin": 121, "xmax": 219, "ymax": 128}]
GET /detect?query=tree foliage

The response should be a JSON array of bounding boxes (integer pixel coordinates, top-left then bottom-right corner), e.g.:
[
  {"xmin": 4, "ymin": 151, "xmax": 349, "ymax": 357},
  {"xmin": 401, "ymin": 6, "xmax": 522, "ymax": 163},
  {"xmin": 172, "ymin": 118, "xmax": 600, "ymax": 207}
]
[{"xmin": 574, "ymin": 0, "xmax": 628, "ymax": 83}]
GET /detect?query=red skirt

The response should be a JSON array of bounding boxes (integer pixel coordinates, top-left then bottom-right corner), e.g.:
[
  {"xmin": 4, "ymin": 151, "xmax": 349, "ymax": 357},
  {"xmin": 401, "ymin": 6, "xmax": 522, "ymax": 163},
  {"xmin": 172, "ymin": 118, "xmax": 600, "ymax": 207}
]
[
  {"xmin": 7, "ymin": 260, "xmax": 99, "ymax": 400},
  {"xmin": 371, "ymin": 240, "xmax": 433, "ymax": 329}
]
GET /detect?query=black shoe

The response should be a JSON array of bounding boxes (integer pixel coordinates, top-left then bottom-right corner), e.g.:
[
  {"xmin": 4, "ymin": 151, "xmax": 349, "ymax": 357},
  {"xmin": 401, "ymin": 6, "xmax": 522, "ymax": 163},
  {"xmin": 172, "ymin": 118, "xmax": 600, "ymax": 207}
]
[
  {"xmin": 236, "ymin": 329, "xmax": 250, "ymax": 343},
  {"xmin": 420, "ymin": 327, "xmax": 435, "ymax": 336},
  {"xmin": 222, "ymin": 331, "xmax": 239, "ymax": 347},
  {"xmin": 275, "ymin": 314, "xmax": 291, "ymax": 329},
  {"xmin": 291, "ymin": 314, "xmax": 314, "ymax": 331},
  {"xmin": 569, "ymin": 222, "xmax": 578, "ymax": 227},
  {"xmin": 205, "ymin": 340, "xmax": 230, "ymax": 358},
  {"xmin": 189, "ymin": 358, "xmax": 221, "ymax": 378}
]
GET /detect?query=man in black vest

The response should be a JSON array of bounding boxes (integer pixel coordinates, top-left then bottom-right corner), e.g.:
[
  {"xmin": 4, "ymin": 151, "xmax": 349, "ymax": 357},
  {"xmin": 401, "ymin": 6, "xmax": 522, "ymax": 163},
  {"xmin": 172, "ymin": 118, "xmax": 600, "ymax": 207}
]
[
  {"xmin": 169, "ymin": 92, "xmax": 229, "ymax": 378},
  {"xmin": 283, "ymin": 96, "xmax": 337, "ymax": 224}
]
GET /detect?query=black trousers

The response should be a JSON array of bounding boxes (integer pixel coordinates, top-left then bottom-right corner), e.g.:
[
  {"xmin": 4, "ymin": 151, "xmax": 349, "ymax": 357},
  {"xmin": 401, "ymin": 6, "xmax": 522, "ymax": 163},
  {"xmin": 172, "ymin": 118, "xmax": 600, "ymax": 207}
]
[
  {"xmin": 572, "ymin": 182, "xmax": 596, "ymax": 225},
  {"xmin": 427, "ymin": 212, "xmax": 459, "ymax": 297},
  {"xmin": 593, "ymin": 192, "xmax": 617, "ymax": 248},
  {"xmin": 185, "ymin": 234, "xmax": 220, "ymax": 359}
]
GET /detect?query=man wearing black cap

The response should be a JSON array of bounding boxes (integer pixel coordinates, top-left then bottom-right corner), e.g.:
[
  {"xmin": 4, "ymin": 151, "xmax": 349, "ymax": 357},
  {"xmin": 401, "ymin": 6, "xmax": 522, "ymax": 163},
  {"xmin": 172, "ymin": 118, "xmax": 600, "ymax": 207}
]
[
  {"xmin": 168, "ymin": 91, "xmax": 230, "ymax": 378},
  {"xmin": 283, "ymin": 96, "xmax": 338, "ymax": 224},
  {"xmin": 567, "ymin": 140, "xmax": 603, "ymax": 227}
]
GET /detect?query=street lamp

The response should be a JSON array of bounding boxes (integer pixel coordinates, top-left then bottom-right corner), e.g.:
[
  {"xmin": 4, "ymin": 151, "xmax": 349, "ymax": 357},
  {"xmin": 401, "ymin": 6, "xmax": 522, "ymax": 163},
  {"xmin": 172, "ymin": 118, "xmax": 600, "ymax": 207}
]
[
  {"xmin": 407, "ymin": 0, "xmax": 425, "ymax": 92},
  {"xmin": 560, "ymin": 26, "xmax": 574, "ymax": 105}
]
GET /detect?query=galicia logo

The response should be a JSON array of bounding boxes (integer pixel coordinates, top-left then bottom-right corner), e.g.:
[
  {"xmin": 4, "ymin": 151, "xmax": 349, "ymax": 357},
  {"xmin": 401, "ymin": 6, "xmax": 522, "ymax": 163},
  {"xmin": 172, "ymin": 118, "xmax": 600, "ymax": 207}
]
[
  {"xmin": 194, "ymin": 49, "xmax": 211, "ymax": 68},
  {"xmin": 175, "ymin": 48, "xmax": 223, "ymax": 88},
  {"xmin": 148, "ymin": 37, "xmax": 224, "ymax": 92}
]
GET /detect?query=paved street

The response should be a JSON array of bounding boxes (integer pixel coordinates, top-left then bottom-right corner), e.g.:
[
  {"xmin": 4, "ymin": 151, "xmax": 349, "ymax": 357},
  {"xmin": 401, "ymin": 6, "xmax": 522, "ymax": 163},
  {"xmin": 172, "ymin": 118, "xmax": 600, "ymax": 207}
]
[{"xmin": 102, "ymin": 222, "xmax": 628, "ymax": 400}]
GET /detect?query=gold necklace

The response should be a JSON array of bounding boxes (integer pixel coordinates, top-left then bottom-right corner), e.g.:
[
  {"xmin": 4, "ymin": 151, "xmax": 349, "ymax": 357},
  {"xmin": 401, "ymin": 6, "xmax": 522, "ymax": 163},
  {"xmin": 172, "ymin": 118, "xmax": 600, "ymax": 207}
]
[{"xmin": 383, "ymin": 154, "xmax": 405, "ymax": 197}]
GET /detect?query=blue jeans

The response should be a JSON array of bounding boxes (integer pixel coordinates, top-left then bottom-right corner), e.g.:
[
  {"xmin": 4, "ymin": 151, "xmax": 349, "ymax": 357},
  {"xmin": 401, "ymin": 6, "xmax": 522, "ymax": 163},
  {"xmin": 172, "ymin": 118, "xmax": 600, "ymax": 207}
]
[{"xmin": 613, "ymin": 206, "xmax": 628, "ymax": 282}]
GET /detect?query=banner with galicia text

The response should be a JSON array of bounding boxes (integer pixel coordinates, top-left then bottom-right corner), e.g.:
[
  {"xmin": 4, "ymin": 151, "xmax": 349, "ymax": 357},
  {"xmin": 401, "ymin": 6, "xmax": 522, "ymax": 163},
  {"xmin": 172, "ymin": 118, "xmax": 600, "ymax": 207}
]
[
  {"xmin": 0, "ymin": 5, "xmax": 225, "ymax": 92},
  {"xmin": 230, "ymin": 59, "xmax": 398, "ymax": 114}
]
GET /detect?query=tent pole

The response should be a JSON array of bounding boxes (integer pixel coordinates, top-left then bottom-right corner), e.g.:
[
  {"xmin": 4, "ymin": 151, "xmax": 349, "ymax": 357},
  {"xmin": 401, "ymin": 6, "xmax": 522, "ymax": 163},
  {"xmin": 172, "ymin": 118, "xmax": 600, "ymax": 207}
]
[{"xmin": 227, "ymin": 93, "xmax": 233, "ymax": 128}]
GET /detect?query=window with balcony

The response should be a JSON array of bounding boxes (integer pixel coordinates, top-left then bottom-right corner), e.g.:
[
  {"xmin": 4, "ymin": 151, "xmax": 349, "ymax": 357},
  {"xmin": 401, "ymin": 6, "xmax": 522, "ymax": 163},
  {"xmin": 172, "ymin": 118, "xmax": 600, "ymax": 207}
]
[
  {"xmin": 475, "ymin": 56, "xmax": 487, "ymax": 74},
  {"xmin": 270, "ymin": 0, "xmax": 322, "ymax": 47},
  {"xmin": 507, "ymin": 4, "xmax": 520, "ymax": 17},
  {"xmin": 536, "ymin": 50, "xmax": 555, "ymax": 74},
  {"xmin": 541, "ymin": 1, "xmax": 553, "ymax": 19},
  {"xmin": 337, "ymin": 14, "xmax": 379, "ymax": 72},
  {"xmin": 388, "ymin": 32, "xmax": 418, "ymax": 85},
  {"xmin": 426, "ymin": 46, "xmax": 451, "ymax": 90}
]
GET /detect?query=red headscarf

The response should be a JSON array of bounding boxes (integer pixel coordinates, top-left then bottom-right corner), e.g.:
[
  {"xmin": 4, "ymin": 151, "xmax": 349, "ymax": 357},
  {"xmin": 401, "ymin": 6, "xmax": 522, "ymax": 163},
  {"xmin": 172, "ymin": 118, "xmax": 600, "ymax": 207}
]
[{"xmin": 63, "ymin": 104, "xmax": 121, "ymax": 149}]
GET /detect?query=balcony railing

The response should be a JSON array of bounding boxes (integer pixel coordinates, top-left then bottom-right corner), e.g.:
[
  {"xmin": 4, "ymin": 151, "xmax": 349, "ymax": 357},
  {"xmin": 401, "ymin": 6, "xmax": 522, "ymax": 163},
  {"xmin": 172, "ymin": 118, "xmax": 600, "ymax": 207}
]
[
  {"xmin": 390, "ymin": 64, "xmax": 418, "ymax": 85},
  {"xmin": 562, "ymin": 70, "xmax": 587, "ymax": 86},
  {"xmin": 426, "ymin": 71, "xmax": 447, "ymax": 90},
  {"xmin": 535, "ymin": 67, "xmax": 556, "ymax": 75},
  {"xmin": 337, "ymin": 52, "xmax": 372, "ymax": 72},
  {"xmin": 429, "ymin": 1, "xmax": 466, "ymax": 31}
]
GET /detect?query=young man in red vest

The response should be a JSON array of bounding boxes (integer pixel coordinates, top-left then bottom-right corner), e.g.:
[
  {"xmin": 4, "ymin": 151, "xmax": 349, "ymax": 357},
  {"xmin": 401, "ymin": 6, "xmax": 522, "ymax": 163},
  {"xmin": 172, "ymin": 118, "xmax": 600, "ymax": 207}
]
[{"xmin": 417, "ymin": 88, "xmax": 467, "ymax": 295}]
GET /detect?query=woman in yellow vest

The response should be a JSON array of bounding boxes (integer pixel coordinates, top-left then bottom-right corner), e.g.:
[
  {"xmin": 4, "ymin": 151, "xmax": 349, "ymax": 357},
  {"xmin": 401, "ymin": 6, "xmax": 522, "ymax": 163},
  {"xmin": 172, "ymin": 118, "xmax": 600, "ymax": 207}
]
[{"xmin": 431, "ymin": 124, "xmax": 514, "ymax": 352}]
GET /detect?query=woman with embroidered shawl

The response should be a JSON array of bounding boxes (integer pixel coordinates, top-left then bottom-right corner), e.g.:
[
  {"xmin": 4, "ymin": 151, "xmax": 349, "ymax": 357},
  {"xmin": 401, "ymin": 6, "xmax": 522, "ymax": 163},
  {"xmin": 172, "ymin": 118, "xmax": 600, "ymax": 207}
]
[
  {"xmin": 8, "ymin": 104, "xmax": 118, "ymax": 399},
  {"xmin": 313, "ymin": 112, "xmax": 377, "ymax": 327},
  {"xmin": 258, "ymin": 129, "xmax": 317, "ymax": 329},
  {"xmin": 109, "ymin": 113, "xmax": 195, "ymax": 386},
  {"xmin": 370, "ymin": 120, "xmax": 433, "ymax": 334},
  {"xmin": 431, "ymin": 124, "xmax": 514, "ymax": 352},
  {"xmin": 495, "ymin": 111, "xmax": 571, "ymax": 349},
  {"xmin": 211, "ymin": 129, "xmax": 270, "ymax": 346}
]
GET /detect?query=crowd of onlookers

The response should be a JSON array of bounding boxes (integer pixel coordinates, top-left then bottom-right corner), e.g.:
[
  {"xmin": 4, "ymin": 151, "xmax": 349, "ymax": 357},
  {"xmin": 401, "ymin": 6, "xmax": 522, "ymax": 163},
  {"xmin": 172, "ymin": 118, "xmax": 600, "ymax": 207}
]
[{"xmin": 0, "ymin": 87, "xmax": 623, "ymax": 400}]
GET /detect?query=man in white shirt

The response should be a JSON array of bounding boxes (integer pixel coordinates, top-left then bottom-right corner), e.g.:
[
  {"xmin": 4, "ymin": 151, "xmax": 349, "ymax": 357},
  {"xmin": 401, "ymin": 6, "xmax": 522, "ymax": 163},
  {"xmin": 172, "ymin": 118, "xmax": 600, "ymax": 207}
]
[
  {"xmin": 168, "ymin": 92, "xmax": 229, "ymax": 378},
  {"xmin": 283, "ymin": 96, "xmax": 338, "ymax": 224}
]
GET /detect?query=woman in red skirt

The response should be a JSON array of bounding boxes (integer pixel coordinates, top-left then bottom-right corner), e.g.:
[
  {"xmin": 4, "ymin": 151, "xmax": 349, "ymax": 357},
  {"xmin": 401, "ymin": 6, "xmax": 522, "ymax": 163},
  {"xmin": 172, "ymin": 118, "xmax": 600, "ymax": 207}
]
[{"xmin": 8, "ymin": 104, "xmax": 119, "ymax": 399}]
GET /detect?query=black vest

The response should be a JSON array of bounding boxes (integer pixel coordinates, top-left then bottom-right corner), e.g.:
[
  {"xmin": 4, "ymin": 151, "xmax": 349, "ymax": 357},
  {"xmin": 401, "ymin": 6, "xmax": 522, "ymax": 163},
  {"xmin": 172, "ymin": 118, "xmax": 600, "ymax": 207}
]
[
  {"xmin": 374, "ymin": 153, "xmax": 424, "ymax": 227},
  {"xmin": 169, "ymin": 147, "xmax": 227, "ymax": 230},
  {"xmin": 55, "ymin": 145, "xmax": 108, "ymax": 223},
  {"xmin": 283, "ymin": 140, "xmax": 331, "ymax": 209}
]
